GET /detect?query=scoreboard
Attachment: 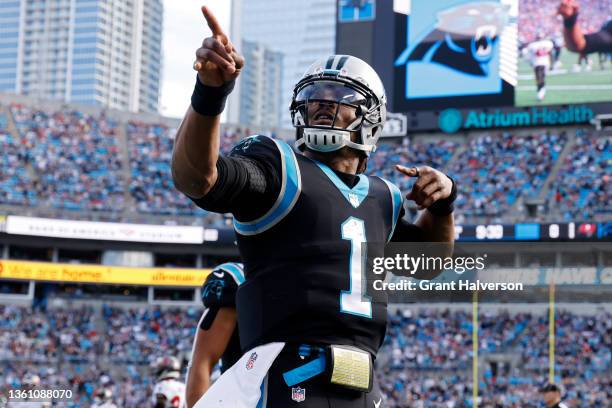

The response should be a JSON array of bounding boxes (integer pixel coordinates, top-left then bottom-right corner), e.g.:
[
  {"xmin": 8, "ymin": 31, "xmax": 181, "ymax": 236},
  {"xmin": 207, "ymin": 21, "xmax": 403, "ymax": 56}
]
[{"xmin": 455, "ymin": 222, "xmax": 611, "ymax": 241}]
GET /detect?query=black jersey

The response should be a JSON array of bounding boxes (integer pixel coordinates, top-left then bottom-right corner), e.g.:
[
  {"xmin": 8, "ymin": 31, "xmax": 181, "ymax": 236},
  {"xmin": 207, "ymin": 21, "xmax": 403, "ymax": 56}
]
[
  {"xmin": 199, "ymin": 262, "xmax": 244, "ymax": 372},
  {"xmin": 229, "ymin": 135, "xmax": 403, "ymax": 356},
  {"xmin": 584, "ymin": 20, "xmax": 612, "ymax": 54}
]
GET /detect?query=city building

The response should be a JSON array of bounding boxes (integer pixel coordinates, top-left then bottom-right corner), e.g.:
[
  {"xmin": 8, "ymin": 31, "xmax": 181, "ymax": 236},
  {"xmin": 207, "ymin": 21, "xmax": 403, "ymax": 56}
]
[
  {"xmin": 0, "ymin": 0, "xmax": 163, "ymax": 113},
  {"xmin": 228, "ymin": 0, "xmax": 335, "ymax": 128},
  {"xmin": 239, "ymin": 40, "xmax": 283, "ymax": 128}
]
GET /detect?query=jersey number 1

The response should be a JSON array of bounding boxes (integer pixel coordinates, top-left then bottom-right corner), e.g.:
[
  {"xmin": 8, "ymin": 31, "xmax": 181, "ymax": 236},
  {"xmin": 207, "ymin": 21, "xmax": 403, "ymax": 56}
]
[{"xmin": 340, "ymin": 217, "xmax": 372, "ymax": 318}]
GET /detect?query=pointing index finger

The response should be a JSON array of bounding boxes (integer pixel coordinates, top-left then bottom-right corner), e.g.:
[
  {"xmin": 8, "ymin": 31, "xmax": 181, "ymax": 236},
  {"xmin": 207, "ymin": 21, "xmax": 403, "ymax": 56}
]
[
  {"xmin": 395, "ymin": 164, "xmax": 420, "ymax": 177},
  {"xmin": 201, "ymin": 6, "xmax": 226, "ymax": 38}
]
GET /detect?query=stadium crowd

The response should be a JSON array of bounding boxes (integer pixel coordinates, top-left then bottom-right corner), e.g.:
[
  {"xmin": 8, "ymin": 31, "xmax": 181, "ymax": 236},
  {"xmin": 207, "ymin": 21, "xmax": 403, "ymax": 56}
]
[
  {"xmin": 8, "ymin": 104, "xmax": 125, "ymax": 212},
  {"xmin": 1, "ymin": 361, "xmax": 153, "ymax": 407},
  {"xmin": 126, "ymin": 121, "xmax": 250, "ymax": 220},
  {"xmin": 549, "ymin": 129, "xmax": 611, "ymax": 221},
  {"xmin": 1, "ymin": 102, "xmax": 610, "ymax": 224},
  {"xmin": 1, "ymin": 305, "xmax": 609, "ymax": 407},
  {"xmin": 385, "ymin": 309, "xmax": 472, "ymax": 370},
  {"xmin": 369, "ymin": 139, "xmax": 457, "ymax": 192},
  {"xmin": 102, "ymin": 305, "xmax": 200, "ymax": 365},
  {"xmin": 0, "ymin": 305, "xmax": 99, "ymax": 363},
  {"xmin": 127, "ymin": 121, "xmax": 195, "ymax": 216},
  {"xmin": 378, "ymin": 308, "xmax": 611, "ymax": 407},
  {"xmin": 447, "ymin": 131, "xmax": 567, "ymax": 220},
  {"xmin": 0, "ymin": 113, "xmax": 36, "ymax": 206}
]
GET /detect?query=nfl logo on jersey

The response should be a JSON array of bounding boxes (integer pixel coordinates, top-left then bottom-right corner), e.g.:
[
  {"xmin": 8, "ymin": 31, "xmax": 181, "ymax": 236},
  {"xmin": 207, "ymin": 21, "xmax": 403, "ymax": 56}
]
[
  {"xmin": 348, "ymin": 193, "xmax": 359, "ymax": 208},
  {"xmin": 291, "ymin": 387, "xmax": 306, "ymax": 402},
  {"xmin": 246, "ymin": 352, "xmax": 258, "ymax": 370}
]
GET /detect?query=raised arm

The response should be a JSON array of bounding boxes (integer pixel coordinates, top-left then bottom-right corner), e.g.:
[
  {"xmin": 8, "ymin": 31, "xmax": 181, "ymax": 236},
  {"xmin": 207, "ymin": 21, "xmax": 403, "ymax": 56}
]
[
  {"xmin": 172, "ymin": 6, "xmax": 244, "ymax": 199},
  {"xmin": 558, "ymin": 0, "xmax": 586, "ymax": 53}
]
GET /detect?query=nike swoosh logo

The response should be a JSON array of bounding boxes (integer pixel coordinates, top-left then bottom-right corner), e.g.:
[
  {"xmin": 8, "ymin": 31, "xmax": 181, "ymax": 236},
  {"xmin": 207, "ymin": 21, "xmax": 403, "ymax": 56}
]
[
  {"xmin": 374, "ymin": 397, "xmax": 382, "ymax": 408},
  {"xmin": 213, "ymin": 272, "xmax": 224, "ymax": 278}
]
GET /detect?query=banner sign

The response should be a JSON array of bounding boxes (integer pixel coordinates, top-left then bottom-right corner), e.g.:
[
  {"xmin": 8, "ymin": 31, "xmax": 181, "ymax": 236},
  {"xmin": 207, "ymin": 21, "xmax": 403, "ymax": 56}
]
[
  {"xmin": 477, "ymin": 267, "xmax": 612, "ymax": 286},
  {"xmin": 439, "ymin": 105, "xmax": 594, "ymax": 134},
  {"xmin": 0, "ymin": 259, "xmax": 211, "ymax": 287},
  {"xmin": 6, "ymin": 216, "xmax": 209, "ymax": 244}
]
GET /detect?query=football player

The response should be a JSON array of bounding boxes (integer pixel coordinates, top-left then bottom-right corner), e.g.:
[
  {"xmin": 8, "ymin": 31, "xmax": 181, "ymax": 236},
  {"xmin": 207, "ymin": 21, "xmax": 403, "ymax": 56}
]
[
  {"xmin": 186, "ymin": 262, "xmax": 244, "ymax": 407},
  {"xmin": 172, "ymin": 7, "xmax": 455, "ymax": 407},
  {"xmin": 151, "ymin": 356, "xmax": 186, "ymax": 408},
  {"xmin": 558, "ymin": 0, "xmax": 612, "ymax": 54},
  {"xmin": 540, "ymin": 383, "xmax": 569, "ymax": 408},
  {"xmin": 526, "ymin": 34, "xmax": 554, "ymax": 101}
]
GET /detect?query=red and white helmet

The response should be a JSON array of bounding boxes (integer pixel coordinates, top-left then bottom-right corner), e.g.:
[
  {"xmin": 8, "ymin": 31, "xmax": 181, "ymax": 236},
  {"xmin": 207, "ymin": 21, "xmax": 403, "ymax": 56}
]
[{"xmin": 153, "ymin": 356, "xmax": 181, "ymax": 381}]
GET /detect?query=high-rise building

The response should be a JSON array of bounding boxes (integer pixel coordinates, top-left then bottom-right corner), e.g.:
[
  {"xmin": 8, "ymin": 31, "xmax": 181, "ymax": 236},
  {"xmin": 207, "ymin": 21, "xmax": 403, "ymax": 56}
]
[
  {"xmin": 0, "ymin": 0, "xmax": 163, "ymax": 113},
  {"xmin": 239, "ymin": 40, "xmax": 283, "ymax": 128},
  {"xmin": 228, "ymin": 0, "xmax": 335, "ymax": 128}
]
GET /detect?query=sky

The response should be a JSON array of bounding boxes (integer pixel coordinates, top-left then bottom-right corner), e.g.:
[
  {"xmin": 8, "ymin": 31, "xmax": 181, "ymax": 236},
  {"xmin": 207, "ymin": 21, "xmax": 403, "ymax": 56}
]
[{"xmin": 160, "ymin": 1, "xmax": 231, "ymax": 118}]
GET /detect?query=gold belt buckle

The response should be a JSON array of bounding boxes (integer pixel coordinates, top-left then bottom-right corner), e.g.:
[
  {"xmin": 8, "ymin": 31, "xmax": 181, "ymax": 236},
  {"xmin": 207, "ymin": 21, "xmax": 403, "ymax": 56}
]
[{"xmin": 328, "ymin": 345, "xmax": 373, "ymax": 392}]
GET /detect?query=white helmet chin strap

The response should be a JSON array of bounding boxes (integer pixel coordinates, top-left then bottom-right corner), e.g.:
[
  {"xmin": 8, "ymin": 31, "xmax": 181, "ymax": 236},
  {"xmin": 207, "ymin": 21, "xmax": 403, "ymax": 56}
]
[{"xmin": 295, "ymin": 127, "xmax": 376, "ymax": 154}]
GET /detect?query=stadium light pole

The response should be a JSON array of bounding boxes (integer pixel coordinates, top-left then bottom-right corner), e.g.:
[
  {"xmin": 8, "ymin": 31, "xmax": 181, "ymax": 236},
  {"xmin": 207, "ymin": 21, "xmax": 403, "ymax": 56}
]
[
  {"xmin": 548, "ymin": 280, "xmax": 556, "ymax": 383},
  {"xmin": 472, "ymin": 289, "xmax": 479, "ymax": 408}
]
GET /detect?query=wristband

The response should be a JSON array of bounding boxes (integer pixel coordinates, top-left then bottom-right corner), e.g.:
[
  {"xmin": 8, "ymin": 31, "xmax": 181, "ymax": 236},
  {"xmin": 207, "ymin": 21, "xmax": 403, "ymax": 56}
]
[
  {"xmin": 563, "ymin": 13, "xmax": 578, "ymax": 29},
  {"xmin": 191, "ymin": 75, "xmax": 235, "ymax": 116},
  {"xmin": 428, "ymin": 176, "xmax": 457, "ymax": 216}
]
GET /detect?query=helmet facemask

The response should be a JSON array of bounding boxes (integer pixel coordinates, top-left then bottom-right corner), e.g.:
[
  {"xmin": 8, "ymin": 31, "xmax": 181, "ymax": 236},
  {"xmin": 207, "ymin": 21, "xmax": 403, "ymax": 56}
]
[{"xmin": 291, "ymin": 80, "xmax": 381, "ymax": 155}]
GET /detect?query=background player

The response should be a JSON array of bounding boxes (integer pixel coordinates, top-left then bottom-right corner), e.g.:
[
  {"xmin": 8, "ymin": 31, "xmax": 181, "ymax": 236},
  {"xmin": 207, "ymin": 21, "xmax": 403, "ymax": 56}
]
[
  {"xmin": 172, "ymin": 6, "xmax": 455, "ymax": 407},
  {"xmin": 151, "ymin": 356, "xmax": 186, "ymax": 408},
  {"xmin": 526, "ymin": 34, "xmax": 555, "ymax": 101},
  {"xmin": 186, "ymin": 263, "xmax": 244, "ymax": 408},
  {"xmin": 91, "ymin": 388, "xmax": 117, "ymax": 408},
  {"xmin": 540, "ymin": 383, "xmax": 570, "ymax": 408}
]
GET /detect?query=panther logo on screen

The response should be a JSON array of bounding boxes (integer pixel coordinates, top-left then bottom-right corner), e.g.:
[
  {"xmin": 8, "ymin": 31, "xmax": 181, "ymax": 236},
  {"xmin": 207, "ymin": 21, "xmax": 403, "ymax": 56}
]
[{"xmin": 395, "ymin": 2, "xmax": 509, "ymax": 77}]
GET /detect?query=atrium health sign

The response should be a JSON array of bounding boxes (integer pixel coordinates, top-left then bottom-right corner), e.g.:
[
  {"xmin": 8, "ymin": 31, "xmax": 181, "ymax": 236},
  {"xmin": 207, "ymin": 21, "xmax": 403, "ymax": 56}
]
[{"xmin": 439, "ymin": 105, "xmax": 594, "ymax": 133}]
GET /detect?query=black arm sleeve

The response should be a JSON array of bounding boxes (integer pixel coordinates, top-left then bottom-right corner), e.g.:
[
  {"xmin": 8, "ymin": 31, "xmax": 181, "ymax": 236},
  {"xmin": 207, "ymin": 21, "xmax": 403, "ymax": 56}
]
[
  {"xmin": 199, "ymin": 271, "xmax": 239, "ymax": 330},
  {"xmin": 189, "ymin": 136, "xmax": 282, "ymax": 221},
  {"xmin": 390, "ymin": 207, "xmax": 426, "ymax": 242},
  {"xmin": 583, "ymin": 20, "xmax": 612, "ymax": 54}
]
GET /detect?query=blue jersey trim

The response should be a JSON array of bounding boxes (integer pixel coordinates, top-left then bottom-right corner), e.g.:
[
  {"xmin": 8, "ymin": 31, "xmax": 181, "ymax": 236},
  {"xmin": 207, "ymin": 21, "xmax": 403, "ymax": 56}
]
[
  {"xmin": 215, "ymin": 262, "xmax": 245, "ymax": 285},
  {"xmin": 379, "ymin": 177, "xmax": 403, "ymax": 241},
  {"xmin": 282, "ymin": 354, "xmax": 326, "ymax": 387},
  {"xmin": 311, "ymin": 159, "xmax": 370, "ymax": 208},
  {"xmin": 234, "ymin": 138, "xmax": 301, "ymax": 235},
  {"xmin": 256, "ymin": 375, "xmax": 267, "ymax": 408}
]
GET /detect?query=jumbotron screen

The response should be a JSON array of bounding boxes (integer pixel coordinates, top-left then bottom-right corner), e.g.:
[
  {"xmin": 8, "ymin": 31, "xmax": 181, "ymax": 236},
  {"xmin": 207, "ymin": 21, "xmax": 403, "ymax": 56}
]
[{"xmin": 337, "ymin": 0, "xmax": 611, "ymax": 112}]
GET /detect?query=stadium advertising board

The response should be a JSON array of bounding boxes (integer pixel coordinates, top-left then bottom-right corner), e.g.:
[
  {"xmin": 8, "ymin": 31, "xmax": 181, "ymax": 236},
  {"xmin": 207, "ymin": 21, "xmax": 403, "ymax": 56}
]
[
  {"xmin": 0, "ymin": 259, "xmax": 211, "ymax": 287},
  {"xmin": 437, "ymin": 104, "xmax": 594, "ymax": 133},
  {"xmin": 478, "ymin": 267, "xmax": 612, "ymax": 285},
  {"xmin": 337, "ymin": 0, "xmax": 611, "ymax": 131},
  {"xmin": 5, "ymin": 216, "xmax": 210, "ymax": 244}
]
